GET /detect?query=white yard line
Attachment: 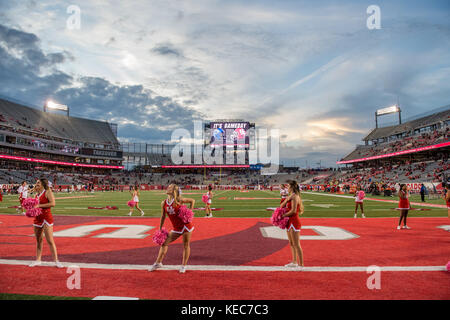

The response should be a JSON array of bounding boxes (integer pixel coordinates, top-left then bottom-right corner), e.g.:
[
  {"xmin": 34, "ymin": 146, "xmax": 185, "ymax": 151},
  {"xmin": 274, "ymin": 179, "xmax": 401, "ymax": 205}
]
[
  {"xmin": 0, "ymin": 259, "xmax": 445, "ymax": 272},
  {"xmin": 303, "ymin": 192, "xmax": 446, "ymax": 209}
]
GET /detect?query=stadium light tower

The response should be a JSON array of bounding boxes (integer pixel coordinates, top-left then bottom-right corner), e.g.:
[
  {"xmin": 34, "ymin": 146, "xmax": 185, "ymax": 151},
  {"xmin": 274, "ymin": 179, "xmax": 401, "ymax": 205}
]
[
  {"xmin": 44, "ymin": 100, "xmax": 69, "ymax": 117},
  {"xmin": 375, "ymin": 104, "xmax": 401, "ymax": 128}
]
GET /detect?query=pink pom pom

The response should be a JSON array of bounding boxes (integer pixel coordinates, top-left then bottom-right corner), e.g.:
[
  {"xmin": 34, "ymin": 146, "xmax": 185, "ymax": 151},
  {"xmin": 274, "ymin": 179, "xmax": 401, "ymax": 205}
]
[
  {"xmin": 271, "ymin": 207, "xmax": 289, "ymax": 229},
  {"xmin": 152, "ymin": 228, "xmax": 169, "ymax": 246},
  {"xmin": 446, "ymin": 261, "xmax": 450, "ymax": 272},
  {"xmin": 202, "ymin": 195, "xmax": 209, "ymax": 203},
  {"xmin": 178, "ymin": 205, "xmax": 194, "ymax": 224},
  {"xmin": 127, "ymin": 201, "xmax": 136, "ymax": 207},
  {"xmin": 25, "ymin": 207, "xmax": 43, "ymax": 218},
  {"xmin": 358, "ymin": 191, "xmax": 365, "ymax": 200},
  {"xmin": 22, "ymin": 198, "xmax": 39, "ymax": 210}
]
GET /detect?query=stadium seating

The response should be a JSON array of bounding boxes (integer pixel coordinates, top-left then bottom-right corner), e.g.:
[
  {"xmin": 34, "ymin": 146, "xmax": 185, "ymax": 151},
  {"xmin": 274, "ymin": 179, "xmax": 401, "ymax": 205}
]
[
  {"xmin": 341, "ymin": 108, "xmax": 449, "ymax": 162},
  {"xmin": 0, "ymin": 98, "xmax": 119, "ymax": 147}
]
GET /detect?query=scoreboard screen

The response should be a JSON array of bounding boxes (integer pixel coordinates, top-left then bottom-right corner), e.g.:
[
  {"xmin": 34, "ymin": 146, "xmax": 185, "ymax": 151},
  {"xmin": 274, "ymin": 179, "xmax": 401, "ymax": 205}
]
[{"xmin": 209, "ymin": 122, "xmax": 250, "ymax": 147}]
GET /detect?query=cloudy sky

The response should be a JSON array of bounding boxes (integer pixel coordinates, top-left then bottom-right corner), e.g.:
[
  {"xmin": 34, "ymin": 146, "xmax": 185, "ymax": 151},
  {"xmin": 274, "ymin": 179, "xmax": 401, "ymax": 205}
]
[{"xmin": 0, "ymin": 0, "xmax": 449, "ymax": 167}]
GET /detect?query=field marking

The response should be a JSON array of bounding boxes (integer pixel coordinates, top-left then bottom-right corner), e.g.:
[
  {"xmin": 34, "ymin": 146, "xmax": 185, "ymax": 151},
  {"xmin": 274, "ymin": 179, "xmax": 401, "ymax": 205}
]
[
  {"xmin": 92, "ymin": 296, "xmax": 139, "ymax": 300},
  {"xmin": 55, "ymin": 196, "xmax": 96, "ymax": 200},
  {"xmin": 0, "ymin": 259, "xmax": 445, "ymax": 272},
  {"xmin": 234, "ymin": 197, "xmax": 281, "ymax": 200},
  {"xmin": 303, "ymin": 192, "xmax": 446, "ymax": 208},
  {"xmin": 310, "ymin": 204, "xmax": 338, "ymax": 208}
]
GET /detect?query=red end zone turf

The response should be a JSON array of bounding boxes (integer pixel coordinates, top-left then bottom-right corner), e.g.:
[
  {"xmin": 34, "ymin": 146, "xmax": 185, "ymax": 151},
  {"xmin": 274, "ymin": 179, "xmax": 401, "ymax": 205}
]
[{"xmin": 0, "ymin": 214, "xmax": 449, "ymax": 299}]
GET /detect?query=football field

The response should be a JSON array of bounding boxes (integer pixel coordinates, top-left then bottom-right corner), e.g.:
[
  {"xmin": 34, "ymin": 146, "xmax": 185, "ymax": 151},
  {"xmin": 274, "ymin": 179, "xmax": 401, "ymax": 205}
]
[
  {"xmin": 0, "ymin": 190, "xmax": 448, "ymax": 218},
  {"xmin": 0, "ymin": 190, "xmax": 448, "ymax": 300}
]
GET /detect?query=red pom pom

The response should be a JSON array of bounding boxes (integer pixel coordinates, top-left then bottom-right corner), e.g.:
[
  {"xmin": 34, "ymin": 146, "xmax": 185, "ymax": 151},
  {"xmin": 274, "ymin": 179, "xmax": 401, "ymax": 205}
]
[
  {"xmin": 178, "ymin": 205, "xmax": 194, "ymax": 223},
  {"xmin": 22, "ymin": 198, "xmax": 39, "ymax": 210},
  {"xmin": 127, "ymin": 201, "xmax": 136, "ymax": 207},
  {"xmin": 202, "ymin": 195, "xmax": 209, "ymax": 203},
  {"xmin": 271, "ymin": 207, "xmax": 289, "ymax": 229},
  {"xmin": 152, "ymin": 228, "xmax": 169, "ymax": 246},
  {"xmin": 25, "ymin": 207, "xmax": 43, "ymax": 218}
]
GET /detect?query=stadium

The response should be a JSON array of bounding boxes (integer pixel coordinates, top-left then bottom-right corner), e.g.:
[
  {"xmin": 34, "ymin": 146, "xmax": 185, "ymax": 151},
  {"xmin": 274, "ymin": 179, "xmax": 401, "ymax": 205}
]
[
  {"xmin": 0, "ymin": 95, "xmax": 448, "ymax": 302},
  {"xmin": 1, "ymin": 1, "xmax": 449, "ymax": 310}
]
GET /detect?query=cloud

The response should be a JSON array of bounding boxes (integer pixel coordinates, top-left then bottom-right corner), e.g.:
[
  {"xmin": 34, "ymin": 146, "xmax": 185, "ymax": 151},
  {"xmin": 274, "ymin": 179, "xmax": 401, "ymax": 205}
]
[
  {"xmin": 0, "ymin": 23, "xmax": 204, "ymax": 144},
  {"xmin": 151, "ymin": 43, "xmax": 183, "ymax": 58}
]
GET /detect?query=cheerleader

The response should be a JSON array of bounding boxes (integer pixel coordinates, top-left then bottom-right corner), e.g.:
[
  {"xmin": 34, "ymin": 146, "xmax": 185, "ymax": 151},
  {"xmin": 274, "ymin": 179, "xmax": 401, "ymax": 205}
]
[
  {"xmin": 397, "ymin": 184, "xmax": 411, "ymax": 230},
  {"xmin": 205, "ymin": 185, "xmax": 213, "ymax": 218},
  {"xmin": 17, "ymin": 181, "xmax": 29, "ymax": 214},
  {"xmin": 280, "ymin": 180, "xmax": 304, "ymax": 269},
  {"xmin": 128, "ymin": 186, "xmax": 145, "ymax": 216},
  {"xmin": 29, "ymin": 178, "xmax": 63, "ymax": 268},
  {"xmin": 354, "ymin": 186, "xmax": 366, "ymax": 218},
  {"xmin": 280, "ymin": 184, "xmax": 289, "ymax": 205},
  {"xmin": 149, "ymin": 184, "xmax": 195, "ymax": 273}
]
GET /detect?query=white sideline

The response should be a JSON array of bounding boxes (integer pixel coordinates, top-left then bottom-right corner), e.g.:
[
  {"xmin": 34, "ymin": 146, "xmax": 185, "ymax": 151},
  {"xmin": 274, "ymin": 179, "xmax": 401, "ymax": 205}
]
[{"xmin": 0, "ymin": 259, "xmax": 446, "ymax": 272}]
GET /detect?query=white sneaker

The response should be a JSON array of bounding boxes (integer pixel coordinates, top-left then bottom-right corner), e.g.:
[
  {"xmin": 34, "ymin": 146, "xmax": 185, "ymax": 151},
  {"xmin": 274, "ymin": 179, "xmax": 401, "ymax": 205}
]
[
  {"xmin": 354, "ymin": 214, "xmax": 357, "ymax": 218},
  {"xmin": 397, "ymin": 226, "xmax": 401, "ymax": 230},
  {"xmin": 284, "ymin": 262, "xmax": 298, "ymax": 268},
  {"xmin": 362, "ymin": 214, "xmax": 366, "ymax": 218},
  {"xmin": 128, "ymin": 212, "xmax": 132, "ymax": 216},
  {"xmin": 148, "ymin": 262, "xmax": 163, "ymax": 272},
  {"xmin": 141, "ymin": 211, "xmax": 145, "ymax": 216},
  {"xmin": 403, "ymin": 225, "xmax": 411, "ymax": 229},
  {"xmin": 179, "ymin": 266, "xmax": 187, "ymax": 273},
  {"xmin": 55, "ymin": 261, "xmax": 64, "ymax": 268},
  {"xmin": 29, "ymin": 261, "xmax": 41, "ymax": 267}
]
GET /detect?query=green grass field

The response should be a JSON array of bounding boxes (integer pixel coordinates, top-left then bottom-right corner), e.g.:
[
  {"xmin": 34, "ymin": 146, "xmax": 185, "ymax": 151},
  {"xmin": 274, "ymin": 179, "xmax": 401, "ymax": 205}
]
[
  {"xmin": 0, "ymin": 293, "xmax": 91, "ymax": 300},
  {"xmin": 0, "ymin": 190, "xmax": 447, "ymax": 218}
]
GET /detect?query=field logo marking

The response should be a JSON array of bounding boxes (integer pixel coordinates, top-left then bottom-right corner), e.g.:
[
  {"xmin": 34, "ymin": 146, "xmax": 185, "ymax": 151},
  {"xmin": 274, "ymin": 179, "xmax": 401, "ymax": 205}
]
[
  {"xmin": 53, "ymin": 224, "xmax": 155, "ymax": 239},
  {"xmin": 310, "ymin": 204, "xmax": 337, "ymax": 208},
  {"xmin": 437, "ymin": 225, "xmax": 450, "ymax": 232},
  {"xmin": 260, "ymin": 226, "xmax": 359, "ymax": 240},
  {"xmin": 366, "ymin": 265, "xmax": 381, "ymax": 290}
]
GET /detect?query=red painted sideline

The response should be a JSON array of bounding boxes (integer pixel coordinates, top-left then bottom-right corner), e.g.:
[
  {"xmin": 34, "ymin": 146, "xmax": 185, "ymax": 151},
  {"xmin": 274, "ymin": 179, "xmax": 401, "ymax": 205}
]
[{"xmin": 337, "ymin": 141, "xmax": 450, "ymax": 164}]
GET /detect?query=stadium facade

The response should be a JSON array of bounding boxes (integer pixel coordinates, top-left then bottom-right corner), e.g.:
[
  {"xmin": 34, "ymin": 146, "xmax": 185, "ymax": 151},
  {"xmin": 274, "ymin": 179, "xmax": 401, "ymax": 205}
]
[{"xmin": 0, "ymin": 97, "xmax": 123, "ymax": 172}]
